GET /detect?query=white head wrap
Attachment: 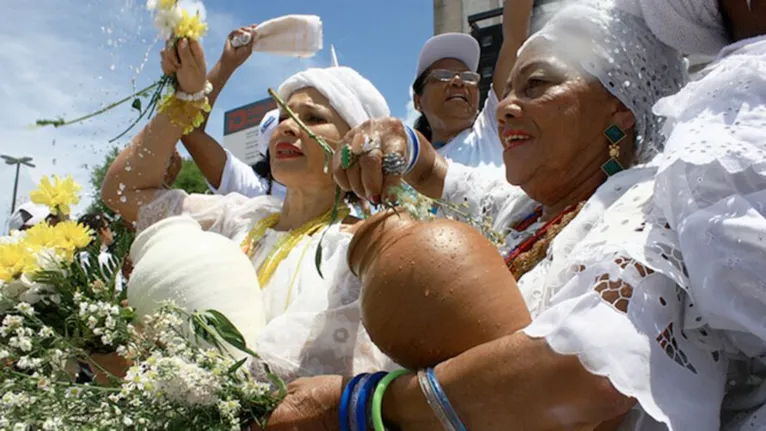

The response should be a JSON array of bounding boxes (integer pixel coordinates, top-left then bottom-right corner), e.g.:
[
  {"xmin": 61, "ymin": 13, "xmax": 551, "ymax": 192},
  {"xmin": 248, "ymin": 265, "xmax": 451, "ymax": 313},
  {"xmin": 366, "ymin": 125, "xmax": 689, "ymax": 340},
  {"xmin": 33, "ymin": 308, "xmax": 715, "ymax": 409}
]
[
  {"xmin": 520, "ymin": 0, "xmax": 687, "ymax": 162},
  {"xmin": 255, "ymin": 109, "xmax": 279, "ymax": 156},
  {"xmin": 625, "ymin": 0, "xmax": 729, "ymax": 56},
  {"xmin": 8, "ymin": 202, "xmax": 50, "ymax": 232},
  {"xmin": 277, "ymin": 66, "xmax": 390, "ymax": 129}
]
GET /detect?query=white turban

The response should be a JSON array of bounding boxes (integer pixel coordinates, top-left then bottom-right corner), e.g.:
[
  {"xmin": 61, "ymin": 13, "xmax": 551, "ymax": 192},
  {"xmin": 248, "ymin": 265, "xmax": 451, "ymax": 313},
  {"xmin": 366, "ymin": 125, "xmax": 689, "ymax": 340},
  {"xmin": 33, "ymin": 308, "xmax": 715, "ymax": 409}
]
[
  {"xmin": 277, "ymin": 66, "xmax": 390, "ymax": 129},
  {"xmin": 627, "ymin": 0, "xmax": 730, "ymax": 56},
  {"xmin": 521, "ymin": 0, "xmax": 687, "ymax": 162}
]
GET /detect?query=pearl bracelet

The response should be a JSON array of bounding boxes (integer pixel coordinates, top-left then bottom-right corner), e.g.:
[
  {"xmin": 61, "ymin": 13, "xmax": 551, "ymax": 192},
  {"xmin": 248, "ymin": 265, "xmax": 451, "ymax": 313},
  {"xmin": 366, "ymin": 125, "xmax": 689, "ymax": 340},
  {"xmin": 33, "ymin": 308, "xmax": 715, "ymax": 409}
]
[{"xmin": 175, "ymin": 81, "xmax": 213, "ymax": 102}]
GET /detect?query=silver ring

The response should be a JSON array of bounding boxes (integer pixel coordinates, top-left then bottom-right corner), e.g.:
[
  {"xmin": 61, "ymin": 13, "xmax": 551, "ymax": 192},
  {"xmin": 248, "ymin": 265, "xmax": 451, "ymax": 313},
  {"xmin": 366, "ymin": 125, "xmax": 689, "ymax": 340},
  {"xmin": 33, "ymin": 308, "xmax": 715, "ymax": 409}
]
[
  {"xmin": 382, "ymin": 152, "xmax": 408, "ymax": 176},
  {"xmin": 362, "ymin": 134, "xmax": 381, "ymax": 153}
]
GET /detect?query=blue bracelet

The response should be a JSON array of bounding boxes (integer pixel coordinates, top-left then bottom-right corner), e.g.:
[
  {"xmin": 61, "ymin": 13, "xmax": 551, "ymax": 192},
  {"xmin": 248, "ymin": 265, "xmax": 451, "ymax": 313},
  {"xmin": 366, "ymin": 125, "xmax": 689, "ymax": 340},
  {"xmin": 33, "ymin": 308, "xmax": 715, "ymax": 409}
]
[
  {"xmin": 340, "ymin": 373, "xmax": 368, "ymax": 431},
  {"xmin": 349, "ymin": 373, "xmax": 373, "ymax": 431},
  {"xmin": 355, "ymin": 372, "xmax": 387, "ymax": 431},
  {"xmin": 426, "ymin": 368, "xmax": 467, "ymax": 431},
  {"xmin": 403, "ymin": 123, "xmax": 420, "ymax": 173}
]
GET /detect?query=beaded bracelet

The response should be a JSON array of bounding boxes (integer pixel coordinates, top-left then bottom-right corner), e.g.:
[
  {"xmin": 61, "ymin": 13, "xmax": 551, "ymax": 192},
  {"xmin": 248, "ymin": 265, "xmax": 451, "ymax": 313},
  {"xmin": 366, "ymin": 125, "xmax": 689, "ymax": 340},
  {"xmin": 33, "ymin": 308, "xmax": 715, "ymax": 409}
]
[
  {"xmin": 371, "ymin": 369, "xmax": 409, "ymax": 431},
  {"xmin": 158, "ymin": 92, "xmax": 211, "ymax": 135},
  {"xmin": 340, "ymin": 373, "xmax": 367, "ymax": 431},
  {"xmin": 426, "ymin": 368, "xmax": 466, "ymax": 431},
  {"xmin": 176, "ymin": 81, "xmax": 213, "ymax": 102},
  {"xmin": 354, "ymin": 372, "xmax": 387, "ymax": 431}
]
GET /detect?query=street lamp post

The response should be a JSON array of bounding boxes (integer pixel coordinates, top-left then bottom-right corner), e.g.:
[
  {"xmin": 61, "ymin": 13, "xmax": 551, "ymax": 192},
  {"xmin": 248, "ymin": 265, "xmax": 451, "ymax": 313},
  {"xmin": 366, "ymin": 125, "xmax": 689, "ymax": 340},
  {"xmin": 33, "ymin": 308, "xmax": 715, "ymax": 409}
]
[{"xmin": 1, "ymin": 155, "xmax": 35, "ymax": 214}]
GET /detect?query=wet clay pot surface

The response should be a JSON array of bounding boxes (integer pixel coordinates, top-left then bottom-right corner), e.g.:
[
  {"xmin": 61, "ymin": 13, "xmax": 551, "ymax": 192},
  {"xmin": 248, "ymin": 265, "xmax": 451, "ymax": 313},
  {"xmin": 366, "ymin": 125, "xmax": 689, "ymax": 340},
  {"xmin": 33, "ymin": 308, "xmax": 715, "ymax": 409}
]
[{"xmin": 348, "ymin": 210, "xmax": 531, "ymax": 370}]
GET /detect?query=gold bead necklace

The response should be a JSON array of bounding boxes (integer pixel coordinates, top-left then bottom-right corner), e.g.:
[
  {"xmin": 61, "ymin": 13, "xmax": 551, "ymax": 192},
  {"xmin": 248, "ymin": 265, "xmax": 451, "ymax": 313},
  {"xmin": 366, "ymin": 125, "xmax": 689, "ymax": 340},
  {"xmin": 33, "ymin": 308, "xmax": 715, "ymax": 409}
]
[{"xmin": 240, "ymin": 207, "xmax": 350, "ymax": 287}]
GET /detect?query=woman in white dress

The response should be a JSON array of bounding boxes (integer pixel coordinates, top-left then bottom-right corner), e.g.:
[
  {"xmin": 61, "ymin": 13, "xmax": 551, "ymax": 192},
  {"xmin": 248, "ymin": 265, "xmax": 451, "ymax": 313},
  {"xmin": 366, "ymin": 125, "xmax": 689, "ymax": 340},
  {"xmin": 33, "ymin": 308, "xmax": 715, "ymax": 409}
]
[{"xmin": 101, "ymin": 37, "xmax": 393, "ymax": 381}]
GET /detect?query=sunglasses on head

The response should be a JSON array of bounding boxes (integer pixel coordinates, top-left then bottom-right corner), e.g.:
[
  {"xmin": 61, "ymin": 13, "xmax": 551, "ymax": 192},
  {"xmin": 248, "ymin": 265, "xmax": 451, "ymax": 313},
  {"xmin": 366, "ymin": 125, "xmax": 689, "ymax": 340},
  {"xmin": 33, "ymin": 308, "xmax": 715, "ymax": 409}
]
[{"xmin": 426, "ymin": 69, "xmax": 481, "ymax": 85}]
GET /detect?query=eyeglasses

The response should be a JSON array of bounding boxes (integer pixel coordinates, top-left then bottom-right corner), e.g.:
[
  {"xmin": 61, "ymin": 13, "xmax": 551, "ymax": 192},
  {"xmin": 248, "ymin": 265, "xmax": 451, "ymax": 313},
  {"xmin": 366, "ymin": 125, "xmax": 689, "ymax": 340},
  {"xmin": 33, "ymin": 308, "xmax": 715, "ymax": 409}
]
[{"xmin": 426, "ymin": 69, "xmax": 481, "ymax": 85}]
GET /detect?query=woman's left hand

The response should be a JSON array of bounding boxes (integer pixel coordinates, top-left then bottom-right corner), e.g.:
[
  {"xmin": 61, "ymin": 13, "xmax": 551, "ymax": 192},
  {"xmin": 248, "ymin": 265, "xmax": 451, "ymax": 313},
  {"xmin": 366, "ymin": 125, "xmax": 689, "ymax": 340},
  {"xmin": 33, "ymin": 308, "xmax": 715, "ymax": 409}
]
[{"xmin": 257, "ymin": 375, "xmax": 346, "ymax": 431}]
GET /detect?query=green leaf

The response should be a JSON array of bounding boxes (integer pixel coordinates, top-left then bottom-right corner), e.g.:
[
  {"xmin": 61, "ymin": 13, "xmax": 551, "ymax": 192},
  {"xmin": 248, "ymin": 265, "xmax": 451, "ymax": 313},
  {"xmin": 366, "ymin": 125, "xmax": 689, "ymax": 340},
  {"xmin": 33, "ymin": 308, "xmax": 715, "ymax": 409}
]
[
  {"xmin": 131, "ymin": 98, "xmax": 142, "ymax": 113},
  {"xmin": 202, "ymin": 310, "xmax": 260, "ymax": 357},
  {"xmin": 314, "ymin": 240, "xmax": 325, "ymax": 279},
  {"xmin": 227, "ymin": 357, "xmax": 248, "ymax": 375}
]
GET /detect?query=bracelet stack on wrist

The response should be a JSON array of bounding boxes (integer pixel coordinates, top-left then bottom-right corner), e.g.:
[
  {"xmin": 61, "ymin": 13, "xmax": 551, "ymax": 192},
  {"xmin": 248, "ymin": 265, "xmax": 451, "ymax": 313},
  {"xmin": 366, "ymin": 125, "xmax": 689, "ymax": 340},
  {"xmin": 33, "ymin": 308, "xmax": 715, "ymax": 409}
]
[
  {"xmin": 158, "ymin": 81, "xmax": 214, "ymax": 135},
  {"xmin": 340, "ymin": 369, "xmax": 409, "ymax": 431}
]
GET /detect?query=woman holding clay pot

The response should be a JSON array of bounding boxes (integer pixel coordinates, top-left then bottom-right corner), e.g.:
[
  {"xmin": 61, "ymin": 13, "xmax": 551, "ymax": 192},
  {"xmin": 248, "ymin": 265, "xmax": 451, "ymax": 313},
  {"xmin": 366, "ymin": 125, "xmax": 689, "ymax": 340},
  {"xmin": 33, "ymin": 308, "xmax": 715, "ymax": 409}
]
[{"xmin": 257, "ymin": 1, "xmax": 731, "ymax": 430}]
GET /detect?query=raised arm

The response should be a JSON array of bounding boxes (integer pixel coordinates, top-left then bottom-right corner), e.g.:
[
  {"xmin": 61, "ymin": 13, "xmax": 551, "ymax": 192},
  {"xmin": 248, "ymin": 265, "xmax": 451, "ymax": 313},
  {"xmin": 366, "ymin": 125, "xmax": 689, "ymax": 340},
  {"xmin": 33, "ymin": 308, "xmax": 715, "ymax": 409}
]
[
  {"xmin": 492, "ymin": 0, "xmax": 534, "ymax": 98},
  {"xmin": 101, "ymin": 37, "xmax": 208, "ymax": 224},
  {"xmin": 180, "ymin": 26, "xmax": 257, "ymax": 190}
]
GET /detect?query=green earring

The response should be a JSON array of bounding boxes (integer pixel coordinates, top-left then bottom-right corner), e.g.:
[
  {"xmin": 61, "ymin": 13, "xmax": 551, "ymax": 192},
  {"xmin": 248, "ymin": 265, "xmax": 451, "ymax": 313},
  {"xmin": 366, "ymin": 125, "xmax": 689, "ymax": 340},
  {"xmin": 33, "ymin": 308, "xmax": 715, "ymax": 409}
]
[{"xmin": 601, "ymin": 125, "xmax": 626, "ymax": 176}]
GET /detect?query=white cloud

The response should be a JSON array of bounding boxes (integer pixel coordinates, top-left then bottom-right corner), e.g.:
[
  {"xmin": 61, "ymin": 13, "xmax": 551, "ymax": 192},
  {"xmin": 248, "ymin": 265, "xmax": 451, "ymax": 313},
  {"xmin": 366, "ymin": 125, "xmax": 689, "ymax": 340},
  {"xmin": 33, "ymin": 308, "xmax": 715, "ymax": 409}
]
[{"xmin": 0, "ymin": 0, "xmax": 325, "ymax": 231}]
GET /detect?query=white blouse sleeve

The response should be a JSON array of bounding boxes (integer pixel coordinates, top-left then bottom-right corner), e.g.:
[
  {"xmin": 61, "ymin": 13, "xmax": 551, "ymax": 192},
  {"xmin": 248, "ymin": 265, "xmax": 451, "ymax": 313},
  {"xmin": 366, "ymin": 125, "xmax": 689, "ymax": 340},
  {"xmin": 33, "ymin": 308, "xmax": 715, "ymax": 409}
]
[
  {"xmin": 208, "ymin": 149, "xmax": 270, "ymax": 198},
  {"xmin": 523, "ymin": 176, "xmax": 730, "ymax": 431},
  {"xmin": 136, "ymin": 189, "xmax": 279, "ymax": 239},
  {"xmin": 442, "ymin": 161, "xmax": 533, "ymax": 231},
  {"xmin": 653, "ymin": 39, "xmax": 766, "ymax": 356}
]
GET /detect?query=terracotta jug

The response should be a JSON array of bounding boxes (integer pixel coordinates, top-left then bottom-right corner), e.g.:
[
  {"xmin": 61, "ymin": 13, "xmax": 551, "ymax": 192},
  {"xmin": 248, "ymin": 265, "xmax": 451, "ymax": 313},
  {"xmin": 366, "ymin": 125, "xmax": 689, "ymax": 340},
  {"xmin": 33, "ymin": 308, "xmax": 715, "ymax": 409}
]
[{"xmin": 348, "ymin": 210, "xmax": 531, "ymax": 370}]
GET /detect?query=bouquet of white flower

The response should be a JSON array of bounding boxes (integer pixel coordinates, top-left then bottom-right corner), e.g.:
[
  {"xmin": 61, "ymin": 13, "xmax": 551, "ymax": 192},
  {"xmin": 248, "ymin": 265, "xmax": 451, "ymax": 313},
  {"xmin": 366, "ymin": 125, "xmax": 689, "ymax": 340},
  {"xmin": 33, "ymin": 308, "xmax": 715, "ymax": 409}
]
[{"xmin": 0, "ymin": 176, "xmax": 283, "ymax": 430}]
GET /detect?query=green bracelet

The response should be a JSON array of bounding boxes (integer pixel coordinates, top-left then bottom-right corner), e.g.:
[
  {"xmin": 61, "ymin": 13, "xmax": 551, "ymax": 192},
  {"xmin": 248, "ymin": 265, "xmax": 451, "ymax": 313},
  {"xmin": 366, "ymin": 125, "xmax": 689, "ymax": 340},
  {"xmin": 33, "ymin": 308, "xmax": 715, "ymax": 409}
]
[{"xmin": 371, "ymin": 369, "xmax": 410, "ymax": 431}]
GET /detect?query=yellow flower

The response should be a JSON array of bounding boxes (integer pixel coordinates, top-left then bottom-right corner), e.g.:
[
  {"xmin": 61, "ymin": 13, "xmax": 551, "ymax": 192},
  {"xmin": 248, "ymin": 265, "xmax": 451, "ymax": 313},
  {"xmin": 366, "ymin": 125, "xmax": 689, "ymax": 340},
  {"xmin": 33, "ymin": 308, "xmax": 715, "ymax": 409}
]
[
  {"xmin": 51, "ymin": 221, "xmax": 93, "ymax": 260},
  {"xmin": 23, "ymin": 223, "xmax": 59, "ymax": 251},
  {"xmin": 174, "ymin": 10, "xmax": 207, "ymax": 40},
  {"xmin": 158, "ymin": 0, "xmax": 177, "ymax": 10},
  {"xmin": 23, "ymin": 221, "xmax": 93, "ymax": 262},
  {"xmin": 0, "ymin": 242, "xmax": 38, "ymax": 282},
  {"xmin": 29, "ymin": 175, "xmax": 82, "ymax": 216}
]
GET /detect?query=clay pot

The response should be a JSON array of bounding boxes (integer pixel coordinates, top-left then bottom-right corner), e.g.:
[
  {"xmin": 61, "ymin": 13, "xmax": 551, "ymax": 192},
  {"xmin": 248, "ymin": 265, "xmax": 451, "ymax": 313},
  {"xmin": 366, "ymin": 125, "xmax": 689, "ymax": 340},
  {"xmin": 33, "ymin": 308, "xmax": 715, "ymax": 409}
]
[
  {"xmin": 348, "ymin": 210, "xmax": 531, "ymax": 370},
  {"xmin": 89, "ymin": 353, "xmax": 132, "ymax": 385},
  {"xmin": 128, "ymin": 216, "xmax": 267, "ymax": 359}
]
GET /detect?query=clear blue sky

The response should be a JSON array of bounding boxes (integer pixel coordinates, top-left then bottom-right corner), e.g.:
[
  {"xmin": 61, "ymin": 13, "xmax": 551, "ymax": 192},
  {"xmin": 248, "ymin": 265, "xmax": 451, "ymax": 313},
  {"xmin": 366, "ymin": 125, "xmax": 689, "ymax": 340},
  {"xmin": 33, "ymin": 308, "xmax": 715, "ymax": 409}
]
[
  {"xmin": 0, "ymin": 0, "xmax": 434, "ymax": 228},
  {"xmin": 208, "ymin": 0, "xmax": 435, "ymax": 125}
]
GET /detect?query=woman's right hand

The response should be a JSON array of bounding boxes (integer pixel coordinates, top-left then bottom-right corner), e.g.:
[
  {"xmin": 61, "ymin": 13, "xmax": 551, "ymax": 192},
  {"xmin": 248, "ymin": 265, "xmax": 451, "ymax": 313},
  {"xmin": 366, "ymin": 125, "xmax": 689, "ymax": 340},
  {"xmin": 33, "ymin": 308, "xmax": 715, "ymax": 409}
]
[
  {"xmin": 220, "ymin": 26, "xmax": 256, "ymax": 72},
  {"xmin": 160, "ymin": 38, "xmax": 207, "ymax": 94},
  {"xmin": 332, "ymin": 117, "xmax": 409, "ymax": 204}
]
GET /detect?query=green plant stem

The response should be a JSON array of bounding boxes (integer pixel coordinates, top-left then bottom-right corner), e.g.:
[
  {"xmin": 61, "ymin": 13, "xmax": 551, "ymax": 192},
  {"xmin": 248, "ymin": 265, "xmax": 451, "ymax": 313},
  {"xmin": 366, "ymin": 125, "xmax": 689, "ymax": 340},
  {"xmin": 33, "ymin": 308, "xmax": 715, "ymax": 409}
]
[
  {"xmin": 267, "ymin": 88, "xmax": 335, "ymax": 156},
  {"xmin": 27, "ymin": 313, "xmax": 120, "ymax": 383},
  {"xmin": 36, "ymin": 81, "xmax": 160, "ymax": 128}
]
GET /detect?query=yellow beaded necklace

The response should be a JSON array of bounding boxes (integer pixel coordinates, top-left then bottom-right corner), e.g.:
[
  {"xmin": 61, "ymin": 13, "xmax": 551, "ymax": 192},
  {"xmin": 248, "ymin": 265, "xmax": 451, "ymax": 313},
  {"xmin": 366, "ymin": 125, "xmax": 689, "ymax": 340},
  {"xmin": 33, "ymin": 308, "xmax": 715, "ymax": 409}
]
[{"xmin": 240, "ymin": 207, "xmax": 350, "ymax": 287}]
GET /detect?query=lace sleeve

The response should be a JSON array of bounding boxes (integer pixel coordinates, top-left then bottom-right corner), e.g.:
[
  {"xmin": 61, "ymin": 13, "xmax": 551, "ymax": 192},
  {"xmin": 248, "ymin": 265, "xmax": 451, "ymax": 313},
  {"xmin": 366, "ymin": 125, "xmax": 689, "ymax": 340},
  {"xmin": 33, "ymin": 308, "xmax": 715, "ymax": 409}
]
[
  {"xmin": 441, "ymin": 161, "xmax": 532, "ymax": 231},
  {"xmin": 137, "ymin": 189, "xmax": 279, "ymax": 239},
  {"xmin": 521, "ymin": 175, "xmax": 731, "ymax": 430},
  {"xmin": 652, "ymin": 40, "xmax": 766, "ymax": 355}
]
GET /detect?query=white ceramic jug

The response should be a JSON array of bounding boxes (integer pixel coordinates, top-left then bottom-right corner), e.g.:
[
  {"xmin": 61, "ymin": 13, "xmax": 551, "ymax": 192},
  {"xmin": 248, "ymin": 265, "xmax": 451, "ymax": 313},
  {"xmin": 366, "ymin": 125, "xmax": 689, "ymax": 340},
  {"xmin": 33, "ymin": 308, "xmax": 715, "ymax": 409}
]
[{"xmin": 128, "ymin": 216, "xmax": 266, "ymax": 358}]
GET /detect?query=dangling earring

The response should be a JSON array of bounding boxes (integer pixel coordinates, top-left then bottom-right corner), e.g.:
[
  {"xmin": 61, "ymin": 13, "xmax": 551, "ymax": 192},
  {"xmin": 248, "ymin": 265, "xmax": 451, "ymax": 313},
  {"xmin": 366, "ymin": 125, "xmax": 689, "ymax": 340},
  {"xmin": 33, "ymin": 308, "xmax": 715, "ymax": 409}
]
[{"xmin": 601, "ymin": 124, "xmax": 626, "ymax": 176}]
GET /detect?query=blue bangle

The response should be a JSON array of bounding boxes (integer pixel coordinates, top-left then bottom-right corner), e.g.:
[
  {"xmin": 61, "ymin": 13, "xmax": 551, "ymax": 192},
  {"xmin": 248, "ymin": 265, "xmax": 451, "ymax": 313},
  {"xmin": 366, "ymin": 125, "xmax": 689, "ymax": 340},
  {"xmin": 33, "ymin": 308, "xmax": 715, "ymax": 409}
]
[
  {"xmin": 403, "ymin": 123, "xmax": 420, "ymax": 173},
  {"xmin": 426, "ymin": 368, "xmax": 467, "ymax": 431},
  {"xmin": 340, "ymin": 373, "xmax": 368, "ymax": 431},
  {"xmin": 355, "ymin": 372, "xmax": 387, "ymax": 431},
  {"xmin": 349, "ymin": 373, "xmax": 375, "ymax": 431}
]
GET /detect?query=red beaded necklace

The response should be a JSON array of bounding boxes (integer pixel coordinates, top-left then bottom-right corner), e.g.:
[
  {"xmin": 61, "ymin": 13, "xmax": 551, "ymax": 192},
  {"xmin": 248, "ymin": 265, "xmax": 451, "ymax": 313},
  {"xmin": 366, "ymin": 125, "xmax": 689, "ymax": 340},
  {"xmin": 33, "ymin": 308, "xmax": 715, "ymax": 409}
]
[{"xmin": 504, "ymin": 204, "xmax": 580, "ymax": 271}]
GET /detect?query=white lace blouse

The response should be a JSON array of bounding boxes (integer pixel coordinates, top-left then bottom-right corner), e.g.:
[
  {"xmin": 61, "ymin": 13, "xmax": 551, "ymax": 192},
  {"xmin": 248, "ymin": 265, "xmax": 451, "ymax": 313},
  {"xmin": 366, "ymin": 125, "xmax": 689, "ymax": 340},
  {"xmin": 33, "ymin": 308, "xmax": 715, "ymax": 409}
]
[
  {"xmin": 443, "ymin": 159, "xmax": 765, "ymax": 430},
  {"xmin": 137, "ymin": 190, "xmax": 395, "ymax": 382}
]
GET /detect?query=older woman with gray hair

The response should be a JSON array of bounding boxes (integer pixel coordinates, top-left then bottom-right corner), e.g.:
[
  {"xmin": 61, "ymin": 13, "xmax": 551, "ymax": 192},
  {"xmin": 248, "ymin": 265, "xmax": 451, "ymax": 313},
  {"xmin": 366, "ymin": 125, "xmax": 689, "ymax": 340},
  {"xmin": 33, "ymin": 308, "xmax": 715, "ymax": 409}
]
[{"xmin": 258, "ymin": 1, "xmax": 706, "ymax": 430}]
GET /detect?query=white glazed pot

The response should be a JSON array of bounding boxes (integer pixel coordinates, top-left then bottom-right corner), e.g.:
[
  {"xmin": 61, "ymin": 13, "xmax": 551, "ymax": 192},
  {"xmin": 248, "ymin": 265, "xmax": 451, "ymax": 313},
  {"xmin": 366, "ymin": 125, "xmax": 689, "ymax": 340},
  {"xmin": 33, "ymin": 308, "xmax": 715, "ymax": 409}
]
[{"xmin": 128, "ymin": 216, "xmax": 266, "ymax": 358}]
